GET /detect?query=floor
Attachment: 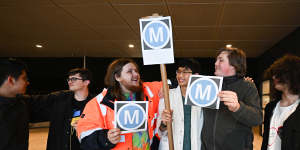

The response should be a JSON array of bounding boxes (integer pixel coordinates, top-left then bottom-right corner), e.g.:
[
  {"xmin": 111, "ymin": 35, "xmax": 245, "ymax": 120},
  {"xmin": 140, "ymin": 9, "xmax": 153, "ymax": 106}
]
[
  {"xmin": 253, "ymin": 126, "xmax": 263, "ymax": 150},
  {"xmin": 29, "ymin": 126, "xmax": 263, "ymax": 150},
  {"xmin": 29, "ymin": 128, "xmax": 48, "ymax": 150}
]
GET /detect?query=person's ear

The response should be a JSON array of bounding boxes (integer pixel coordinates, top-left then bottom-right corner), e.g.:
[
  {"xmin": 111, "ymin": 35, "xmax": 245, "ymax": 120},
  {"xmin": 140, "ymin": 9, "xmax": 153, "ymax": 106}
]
[
  {"xmin": 7, "ymin": 76, "xmax": 16, "ymax": 85},
  {"xmin": 84, "ymin": 80, "xmax": 90, "ymax": 86},
  {"xmin": 230, "ymin": 66, "xmax": 236, "ymax": 73},
  {"xmin": 115, "ymin": 74, "xmax": 121, "ymax": 82}
]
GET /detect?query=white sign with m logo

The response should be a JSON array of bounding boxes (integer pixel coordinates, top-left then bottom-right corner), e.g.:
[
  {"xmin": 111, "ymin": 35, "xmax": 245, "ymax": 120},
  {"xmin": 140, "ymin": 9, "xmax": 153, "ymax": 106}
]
[
  {"xmin": 185, "ymin": 75, "xmax": 223, "ymax": 109},
  {"xmin": 115, "ymin": 101, "xmax": 148, "ymax": 133},
  {"xmin": 139, "ymin": 16, "xmax": 174, "ymax": 65}
]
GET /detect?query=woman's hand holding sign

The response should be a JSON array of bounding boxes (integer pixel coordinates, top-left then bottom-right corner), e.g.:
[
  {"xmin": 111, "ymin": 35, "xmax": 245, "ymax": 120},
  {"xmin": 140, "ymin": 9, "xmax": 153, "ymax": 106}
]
[
  {"xmin": 218, "ymin": 91, "xmax": 240, "ymax": 112},
  {"xmin": 107, "ymin": 128, "xmax": 121, "ymax": 144}
]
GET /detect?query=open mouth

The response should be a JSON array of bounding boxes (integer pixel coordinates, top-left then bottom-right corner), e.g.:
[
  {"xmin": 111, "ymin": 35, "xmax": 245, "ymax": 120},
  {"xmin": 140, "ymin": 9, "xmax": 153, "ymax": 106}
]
[
  {"xmin": 178, "ymin": 79, "xmax": 184, "ymax": 82},
  {"xmin": 178, "ymin": 79, "xmax": 186, "ymax": 83},
  {"xmin": 132, "ymin": 77, "xmax": 139, "ymax": 81},
  {"xmin": 131, "ymin": 79, "xmax": 139, "ymax": 84}
]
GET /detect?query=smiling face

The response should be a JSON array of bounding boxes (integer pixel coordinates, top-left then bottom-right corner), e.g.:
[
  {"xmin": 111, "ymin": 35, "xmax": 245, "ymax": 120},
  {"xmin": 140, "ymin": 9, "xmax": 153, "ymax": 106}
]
[
  {"xmin": 115, "ymin": 62, "xmax": 141, "ymax": 93},
  {"xmin": 214, "ymin": 51, "xmax": 236, "ymax": 77},
  {"xmin": 176, "ymin": 67, "xmax": 193, "ymax": 88}
]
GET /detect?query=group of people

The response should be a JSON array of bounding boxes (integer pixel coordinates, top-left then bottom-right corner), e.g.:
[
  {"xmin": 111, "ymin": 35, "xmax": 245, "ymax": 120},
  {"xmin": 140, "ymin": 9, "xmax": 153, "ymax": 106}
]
[
  {"xmin": 159, "ymin": 48, "xmax": 262, "ymax": 150},
  {"xmin": 0, "ymin": 60, "xmax": 94, "ymax": 150},
  {"xmin": 0, "ymin": 47, "xmax": 299, "ymax": 150}
]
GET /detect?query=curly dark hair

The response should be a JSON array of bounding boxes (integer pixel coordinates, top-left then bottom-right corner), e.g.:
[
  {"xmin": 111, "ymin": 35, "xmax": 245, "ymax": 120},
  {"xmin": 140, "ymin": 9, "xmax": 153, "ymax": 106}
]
[{"xmin": 264, "ymin": 54, "xmax": 300, "ymax": 99}]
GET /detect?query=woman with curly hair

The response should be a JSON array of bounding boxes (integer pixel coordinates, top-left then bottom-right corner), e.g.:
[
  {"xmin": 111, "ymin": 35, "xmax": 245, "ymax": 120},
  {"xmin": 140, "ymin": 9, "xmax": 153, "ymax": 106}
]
[{"xmin": 261, "ymin": 54, "xmax": 300, "ymax": 150}]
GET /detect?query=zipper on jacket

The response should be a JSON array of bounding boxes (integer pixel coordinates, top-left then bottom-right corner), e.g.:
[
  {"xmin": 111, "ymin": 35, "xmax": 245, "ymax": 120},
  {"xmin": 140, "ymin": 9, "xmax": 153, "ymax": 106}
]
[{"xmin": 70, "ymin": 126, "xmax": 75, "ymax": 150}]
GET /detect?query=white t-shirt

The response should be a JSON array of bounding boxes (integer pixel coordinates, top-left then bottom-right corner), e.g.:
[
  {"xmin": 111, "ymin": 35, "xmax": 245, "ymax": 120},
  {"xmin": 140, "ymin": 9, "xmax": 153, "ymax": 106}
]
[{"xmin": 267, "ymin": 100, "xmax": 299, "ymax": 150}]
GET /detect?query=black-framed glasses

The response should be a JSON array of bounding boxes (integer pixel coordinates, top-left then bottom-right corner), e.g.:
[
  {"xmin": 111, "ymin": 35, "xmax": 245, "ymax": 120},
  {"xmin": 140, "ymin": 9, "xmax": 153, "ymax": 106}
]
[
  {"xmin": 67, "ymin": 77, "xmax": 84, "ymax": 82},
  {"xmin": 176, "ymin": 70, "xmax": 193, "ymax": 75}
]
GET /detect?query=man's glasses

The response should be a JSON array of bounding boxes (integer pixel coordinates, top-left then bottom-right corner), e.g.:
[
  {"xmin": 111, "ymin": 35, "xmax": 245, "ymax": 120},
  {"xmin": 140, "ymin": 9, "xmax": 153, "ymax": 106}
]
[
  {"xmin": 67, "ymin": 77, "xmax": 84, "ymax": 82},
  {"xmin": 176, "ymin": 70, "xmax": 193, "ymax": 75}
]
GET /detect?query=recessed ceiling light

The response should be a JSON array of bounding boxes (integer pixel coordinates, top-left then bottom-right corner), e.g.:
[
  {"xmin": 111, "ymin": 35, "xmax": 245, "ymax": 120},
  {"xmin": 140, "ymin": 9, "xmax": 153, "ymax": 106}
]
[
  {"xmin": 128, "ymin": 44, "xmax": 134, "ymax": 48},
  {"xmin": 36, "ymin": 44, "xmax": 43, "ymax": 48},
  {"xmin": 226, "ymin": 44, "xmax": 232, "ymax": 48}
]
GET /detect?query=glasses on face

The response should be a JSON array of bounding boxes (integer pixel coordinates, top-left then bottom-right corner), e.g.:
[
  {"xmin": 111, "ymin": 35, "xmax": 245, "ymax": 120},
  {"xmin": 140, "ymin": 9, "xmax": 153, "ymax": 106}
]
[
  {"xmin": 67, "ymin": 77, "xmax": 84, "ymax": 82},
  {"xmin": 176, "ymin": 70, "xmax": 193, "ymax": 75}
]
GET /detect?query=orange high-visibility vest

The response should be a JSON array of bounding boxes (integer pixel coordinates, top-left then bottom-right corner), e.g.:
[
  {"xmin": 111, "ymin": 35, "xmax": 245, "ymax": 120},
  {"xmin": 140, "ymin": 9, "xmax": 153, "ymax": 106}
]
[{"xmin": 77, "ymin": 82, "xmax": 162, "ymax": 150}]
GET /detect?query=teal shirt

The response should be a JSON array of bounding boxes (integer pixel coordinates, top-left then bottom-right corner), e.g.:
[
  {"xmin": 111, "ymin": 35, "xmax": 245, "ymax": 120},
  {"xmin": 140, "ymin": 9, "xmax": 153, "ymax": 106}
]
[{"xmin": 182, "ymin": 96, "xmax": 191, "ymax": 150}]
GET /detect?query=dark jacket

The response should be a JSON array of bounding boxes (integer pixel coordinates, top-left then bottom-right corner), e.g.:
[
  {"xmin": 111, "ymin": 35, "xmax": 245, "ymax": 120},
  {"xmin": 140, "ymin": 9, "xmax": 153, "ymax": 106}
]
[
  {"xmin": 0, "ymin": 94, "xmax": 54, "ymax": 150},
  {"xmin": 0, "ymin": 91, "xmax": 94, "ymax": 150},
  {"xmin": 45, "ymin": 91, "xmax": 94, "ymax": 150},
  {"xmin": 0, "ymin": 96, "xmax": 30, "ymax": 150},
  {"xmin": 261, "ymin": 99, "xmax": 300, "ymax": 150},
  {"xmin": 201, "ymin": 76, "xmax": 263, "ymax": 150}
]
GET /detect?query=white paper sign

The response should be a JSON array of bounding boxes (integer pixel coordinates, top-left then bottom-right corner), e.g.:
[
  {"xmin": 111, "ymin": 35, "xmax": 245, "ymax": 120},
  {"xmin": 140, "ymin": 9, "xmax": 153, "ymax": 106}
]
[
  {"xmin": 139, "ymin": 16, "xmax": 174, "ymax": 65},
  {"xmin": 114, "ymin": 101, "xmax": 148, "ymax": 134},
  {"xmin": 185, "ymin": 75, "xmax": 223, "ymax": 109}
]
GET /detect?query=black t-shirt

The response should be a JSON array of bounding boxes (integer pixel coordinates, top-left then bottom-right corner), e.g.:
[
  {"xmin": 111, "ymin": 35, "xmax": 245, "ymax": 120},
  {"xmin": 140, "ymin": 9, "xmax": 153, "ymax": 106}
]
[{"xmin": 70, "ymin": 98, "xmax": 89, "ymax": 150}]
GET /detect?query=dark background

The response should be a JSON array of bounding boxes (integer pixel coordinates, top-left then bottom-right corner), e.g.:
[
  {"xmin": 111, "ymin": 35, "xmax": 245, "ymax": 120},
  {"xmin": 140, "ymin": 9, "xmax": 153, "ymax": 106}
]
[{"xmin": 3, "ymin": 28, "xmax": 300, "ymax": 97}]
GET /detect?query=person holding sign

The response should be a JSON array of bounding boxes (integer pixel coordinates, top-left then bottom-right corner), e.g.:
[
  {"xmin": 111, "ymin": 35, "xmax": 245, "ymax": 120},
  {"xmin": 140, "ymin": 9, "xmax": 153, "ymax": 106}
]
[
  {"xmin": 76, "ymin": 58, "xmax": 162, "ymax": 150},
  {"xmin": 158, "ymin": 59, "xmax": 203, "ymax": 150},
  {"xmin": 201, "ymin": 48, "xmax": 262, "ymax": 150},
  {"xmin": 261, "ymin": 55, "xmax": 300, "ymax": 150}
]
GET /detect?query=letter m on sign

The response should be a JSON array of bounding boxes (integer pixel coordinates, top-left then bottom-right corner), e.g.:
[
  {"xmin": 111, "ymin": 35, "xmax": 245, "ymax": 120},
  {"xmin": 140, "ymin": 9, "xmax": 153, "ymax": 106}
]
[
  {"xmin": 124, "ymin": 110, "xmax": 139, "ymax": 125},
  {"xmin": 149, "ymin": 27, "xmax": 163, "ymax": 43},
  {"xmin": 195, "ymin": 84, "xmax": 211, "ymax": 101}
]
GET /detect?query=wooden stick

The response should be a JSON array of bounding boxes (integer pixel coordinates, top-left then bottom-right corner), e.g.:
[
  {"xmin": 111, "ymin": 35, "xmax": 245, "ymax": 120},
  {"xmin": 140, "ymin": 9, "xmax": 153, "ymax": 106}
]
[
  {"xmin": 160, "ymin": 64, "xmax": 174, "ymax": 150},
  {"xmin": 140, "ymin": 13, "xmax": 174, "ymax": 149}
]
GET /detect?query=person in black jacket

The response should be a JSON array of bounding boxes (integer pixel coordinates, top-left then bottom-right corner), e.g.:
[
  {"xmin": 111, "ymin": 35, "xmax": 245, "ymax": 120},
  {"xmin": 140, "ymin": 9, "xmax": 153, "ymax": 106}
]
[
  {"xmin": 0, "ymin": 58, "xmax": 94, "ymax": 150},
  {"xmin": 261, "ymin": 55, "xmax": 300, "ymax": 150},
  {"xmin": 201, "ymin": 48, "xmax": 262, "ymax": 150},
  {"xmin": 0, "ymin": 58, "xmax": 44, "ymax": 150},
  {"xmin": 45, "ymin": 68, "xmax": 95, "ymax": 150}
]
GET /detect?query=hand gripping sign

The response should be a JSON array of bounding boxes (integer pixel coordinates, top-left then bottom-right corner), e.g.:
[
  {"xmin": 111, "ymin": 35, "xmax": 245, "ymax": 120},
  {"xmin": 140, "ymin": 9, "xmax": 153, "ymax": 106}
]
[
  {"xmin": 139, "ymin": 16, "xmax": 174, "ymax": 65},
  {"xmin": 185, "ymin": 75, "xmax": 223, "ymax": 109},
  {"xmin": 114, "ymin": 101, "xmax": 148, "ymax": 134}
]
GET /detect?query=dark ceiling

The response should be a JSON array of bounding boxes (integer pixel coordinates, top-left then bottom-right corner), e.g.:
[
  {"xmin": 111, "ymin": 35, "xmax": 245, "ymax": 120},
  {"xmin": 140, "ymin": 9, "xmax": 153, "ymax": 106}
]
[{"xmin": 1, "ymin": 0, "xmax": 299, "ymax": 57}]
